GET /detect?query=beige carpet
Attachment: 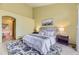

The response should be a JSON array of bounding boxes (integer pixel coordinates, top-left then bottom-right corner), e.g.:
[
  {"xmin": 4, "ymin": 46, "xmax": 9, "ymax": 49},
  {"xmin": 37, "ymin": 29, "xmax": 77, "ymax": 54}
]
[
  {"xmin": 55, "ymin": 43, "xmax": 79, "ymax": 55},
  {"xmin": 0, "ymin": 40, "xmax": 79, "ymax": 55}
]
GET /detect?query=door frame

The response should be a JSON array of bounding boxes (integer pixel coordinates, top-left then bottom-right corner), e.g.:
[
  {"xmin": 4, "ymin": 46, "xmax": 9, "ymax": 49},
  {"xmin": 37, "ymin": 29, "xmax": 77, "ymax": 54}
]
[{"xmin": 2, "ymin": 16, "xmax": 16, "ymax": 41}]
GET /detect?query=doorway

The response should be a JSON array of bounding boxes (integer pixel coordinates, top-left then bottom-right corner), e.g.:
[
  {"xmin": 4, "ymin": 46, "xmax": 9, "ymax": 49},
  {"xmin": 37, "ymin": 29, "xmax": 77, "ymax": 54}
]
[{"xmin": 2, "ymin": 16, "xmax": 16, "ymax": 42}]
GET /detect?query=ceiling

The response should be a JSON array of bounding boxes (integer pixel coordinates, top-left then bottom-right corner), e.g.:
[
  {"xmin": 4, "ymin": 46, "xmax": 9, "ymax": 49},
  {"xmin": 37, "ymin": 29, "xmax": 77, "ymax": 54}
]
[
  {"xmin": 0, "ymin": 3, "xmax": 53, "ymax": 8},
  {"xmin": 26, "ymin": 3, "xmax": 53, "ymax": 7}
]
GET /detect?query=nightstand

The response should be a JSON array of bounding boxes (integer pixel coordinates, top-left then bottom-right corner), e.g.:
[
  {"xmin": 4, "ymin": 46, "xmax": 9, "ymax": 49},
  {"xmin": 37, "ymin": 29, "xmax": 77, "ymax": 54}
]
[
  {"xmin": 56, "ymin": 35, "xmax": 69, "ymax": 45},
  {"xmin": 32, "ymin": 32, "xmax": 39, "ymax": 34}
]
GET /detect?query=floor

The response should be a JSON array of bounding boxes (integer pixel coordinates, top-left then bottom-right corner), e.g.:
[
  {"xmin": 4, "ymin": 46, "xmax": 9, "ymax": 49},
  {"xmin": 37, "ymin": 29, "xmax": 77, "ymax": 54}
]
[
  {"xmin": 56, "ymin": 43, "xmax": 79, "ymax": 55},
  {"xmin": 0, "ymin": 40, "xmax": 79, "ymax": 55},
  {"xmin": 0, "ymin": 40, "xmax": 12, "ymax": 55}
]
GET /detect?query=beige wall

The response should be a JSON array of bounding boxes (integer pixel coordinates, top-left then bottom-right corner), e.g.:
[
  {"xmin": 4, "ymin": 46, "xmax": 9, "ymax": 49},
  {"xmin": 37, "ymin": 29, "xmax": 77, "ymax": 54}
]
[
  {"xmin": 33, "ymin": 4, "xmax": 77, "ymax": 44},
  {"xmin": 76, "ymin": 4, "xmax": 79, "ymax": 51},
  {"xmin": 0, "ymin": 4, "xmax": 33, "ymax": 18},
  {"xmin": 0, "ymin": 10, "xmax": 34, "ymax": 43}
]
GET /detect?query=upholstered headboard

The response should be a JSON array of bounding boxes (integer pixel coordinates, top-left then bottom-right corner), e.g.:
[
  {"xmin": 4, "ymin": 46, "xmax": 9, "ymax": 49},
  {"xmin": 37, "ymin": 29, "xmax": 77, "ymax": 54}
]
[{"xmin": 40, "ymin": 27, "xmax": 57, "ymax": 31}]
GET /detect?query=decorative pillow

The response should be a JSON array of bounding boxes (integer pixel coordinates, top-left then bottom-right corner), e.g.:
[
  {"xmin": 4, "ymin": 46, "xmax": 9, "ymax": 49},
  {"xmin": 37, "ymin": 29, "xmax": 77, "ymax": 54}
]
[
  {"xmin": 39, "ymin": 30, "xmax": 45, "ymax": 36},
  {"xmin": 39, "ymin": 27, "xmax": 57, "ymax": 37},
  {"xmin": 39, "ymin": 29, "xmax": 55, "ymax": 36},
  {"xmin": 44, "ymin": 30, "xmax": 55, "ymax": 37}
]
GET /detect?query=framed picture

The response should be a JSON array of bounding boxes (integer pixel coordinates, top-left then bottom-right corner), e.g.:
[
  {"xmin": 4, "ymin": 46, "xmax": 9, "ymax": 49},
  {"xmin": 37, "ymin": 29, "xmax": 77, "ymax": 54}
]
[{"xmin": 42, "ymin": 18, "xmax": 53, "ymax": 26}]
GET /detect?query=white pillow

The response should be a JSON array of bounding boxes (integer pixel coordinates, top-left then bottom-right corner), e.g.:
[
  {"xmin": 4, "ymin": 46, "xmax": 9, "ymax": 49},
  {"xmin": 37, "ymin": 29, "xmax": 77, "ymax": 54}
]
[
  {"xmin": 39, "ymin": 30, "xmax": 55, "ymax": 37},
  {"xmin": 45, "ymin": 30, "xmax": 55, "ymax": 37},
  {"xmin": 39, "ymin": 30, "xmax": 45, "ymax": 36}
]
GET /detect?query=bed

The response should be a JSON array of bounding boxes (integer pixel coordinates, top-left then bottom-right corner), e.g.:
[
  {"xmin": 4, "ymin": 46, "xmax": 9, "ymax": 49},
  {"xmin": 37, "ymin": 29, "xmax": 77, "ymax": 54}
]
[
  {"xmin": 7, "ymin": 27, "xmax": 60, "ymax": 55},
  {"xmin": 23, "ymin": 27, "xmax": 57, "ymax": 54}
]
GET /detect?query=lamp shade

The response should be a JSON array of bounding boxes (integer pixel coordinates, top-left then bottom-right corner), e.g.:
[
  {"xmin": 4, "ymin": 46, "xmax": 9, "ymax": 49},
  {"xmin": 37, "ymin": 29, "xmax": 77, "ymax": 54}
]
[{"xmin": 59, "ymin": 27, "xmax": 64, "ymax": 32}]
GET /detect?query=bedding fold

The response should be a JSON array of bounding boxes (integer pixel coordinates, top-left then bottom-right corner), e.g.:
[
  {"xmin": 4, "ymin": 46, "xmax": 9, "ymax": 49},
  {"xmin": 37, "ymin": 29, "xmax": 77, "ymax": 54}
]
[{"xmin": 23, "ymin": 34, "xmax": 56, "ymax": 54}]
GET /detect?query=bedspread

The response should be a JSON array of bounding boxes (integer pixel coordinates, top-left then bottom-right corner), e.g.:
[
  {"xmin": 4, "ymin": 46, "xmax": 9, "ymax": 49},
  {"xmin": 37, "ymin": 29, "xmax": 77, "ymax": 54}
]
[{"xmin": 23, "ymin": 34, "xmax": 56, "ymax": 54}]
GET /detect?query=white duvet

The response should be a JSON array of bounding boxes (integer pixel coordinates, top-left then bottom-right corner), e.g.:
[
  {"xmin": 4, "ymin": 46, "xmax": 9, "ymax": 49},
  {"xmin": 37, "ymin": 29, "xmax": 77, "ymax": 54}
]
[{"xmin": 23, "ymin": 34, "xmax": 56, "ymax": 54}]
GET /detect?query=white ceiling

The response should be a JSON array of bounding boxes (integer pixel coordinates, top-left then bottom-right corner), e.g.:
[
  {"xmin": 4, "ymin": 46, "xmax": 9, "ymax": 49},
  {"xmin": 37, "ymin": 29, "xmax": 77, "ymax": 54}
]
[{"xmin": 26, "ymin": 3, "xmax": 52, "ymax": 7}]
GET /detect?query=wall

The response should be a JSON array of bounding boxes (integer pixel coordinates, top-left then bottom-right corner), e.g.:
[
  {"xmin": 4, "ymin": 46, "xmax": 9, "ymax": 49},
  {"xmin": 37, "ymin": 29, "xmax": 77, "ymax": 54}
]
[
  {"xmin": 33, "ymin": 4, "xmax": 77, "ymax": 44},
  {"xmin": 0, "ymin": 10, "xmax": 34, "ymax": 43},
  {"xmin": 76, "ymin": 4, "xmax": 79, "ymax": 51},
  {"xmin": 0, "ymin": 4, "xmax": 33, "ymax": 18}
]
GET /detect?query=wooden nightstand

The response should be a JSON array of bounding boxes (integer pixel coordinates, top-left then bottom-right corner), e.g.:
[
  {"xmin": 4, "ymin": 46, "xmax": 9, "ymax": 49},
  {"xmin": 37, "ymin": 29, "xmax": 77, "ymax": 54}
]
[{"xmin": 56, "ymin": 35, "xmax": 69, "ymax": 45}]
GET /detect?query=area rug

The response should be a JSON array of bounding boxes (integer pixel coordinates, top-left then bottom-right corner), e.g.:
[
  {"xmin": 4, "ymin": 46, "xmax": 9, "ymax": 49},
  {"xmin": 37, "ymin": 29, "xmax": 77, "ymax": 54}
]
[{"xmin": 7, "ymin": 39, "xmax": 62, "ymax": 55}]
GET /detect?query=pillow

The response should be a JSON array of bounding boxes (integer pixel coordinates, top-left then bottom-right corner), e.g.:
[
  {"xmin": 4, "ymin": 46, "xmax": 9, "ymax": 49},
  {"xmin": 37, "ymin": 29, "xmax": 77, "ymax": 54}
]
[
  {"xmin": 39, "ymin": 27, "xmax": 57, "ymax": 37},
  {"xmin": 39, "ymin": 30, "xmax": 45, "ymax": 36},
  {"xmin": 39, "ymin": 30, "xmax": 55, "ymax": 37},
  {"xmin": 44, "ymin": 30, "xmax": 55, "ymax": 37}
]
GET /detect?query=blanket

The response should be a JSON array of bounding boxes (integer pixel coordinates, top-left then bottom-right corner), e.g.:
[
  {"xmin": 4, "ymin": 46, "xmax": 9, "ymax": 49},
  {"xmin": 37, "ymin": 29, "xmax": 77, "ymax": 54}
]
[{"xmin": 23, "ymin": 34, "xmax": 56, "ymax": 54}]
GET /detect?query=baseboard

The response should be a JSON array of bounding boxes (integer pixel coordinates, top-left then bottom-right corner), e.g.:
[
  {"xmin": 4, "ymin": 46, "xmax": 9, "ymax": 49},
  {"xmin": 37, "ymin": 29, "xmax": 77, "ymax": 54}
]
[{"xmin": 69, "ymin": 43, "xmax": 76, "ymax": 48}]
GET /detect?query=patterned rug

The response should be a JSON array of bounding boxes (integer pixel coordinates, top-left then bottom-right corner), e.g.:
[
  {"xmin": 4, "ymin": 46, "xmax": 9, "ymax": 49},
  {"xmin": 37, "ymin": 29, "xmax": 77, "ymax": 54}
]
[{"xmin": 7, "ymin": 39, "xmax": 62, "ymax": 55}]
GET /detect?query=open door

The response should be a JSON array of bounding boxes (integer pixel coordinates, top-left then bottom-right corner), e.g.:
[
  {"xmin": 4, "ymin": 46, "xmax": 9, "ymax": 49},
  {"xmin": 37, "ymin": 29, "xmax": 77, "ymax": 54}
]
[{"xmin": 2, "ymin": 16, "xmax": 16, "ymax": 42}]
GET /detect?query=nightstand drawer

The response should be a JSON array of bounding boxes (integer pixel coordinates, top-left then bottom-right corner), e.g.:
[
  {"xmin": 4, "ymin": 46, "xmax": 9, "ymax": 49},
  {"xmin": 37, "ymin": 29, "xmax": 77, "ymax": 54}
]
[{"xmin": 56, "ymin": 35, "xmax": 69, "ymax": 45}]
